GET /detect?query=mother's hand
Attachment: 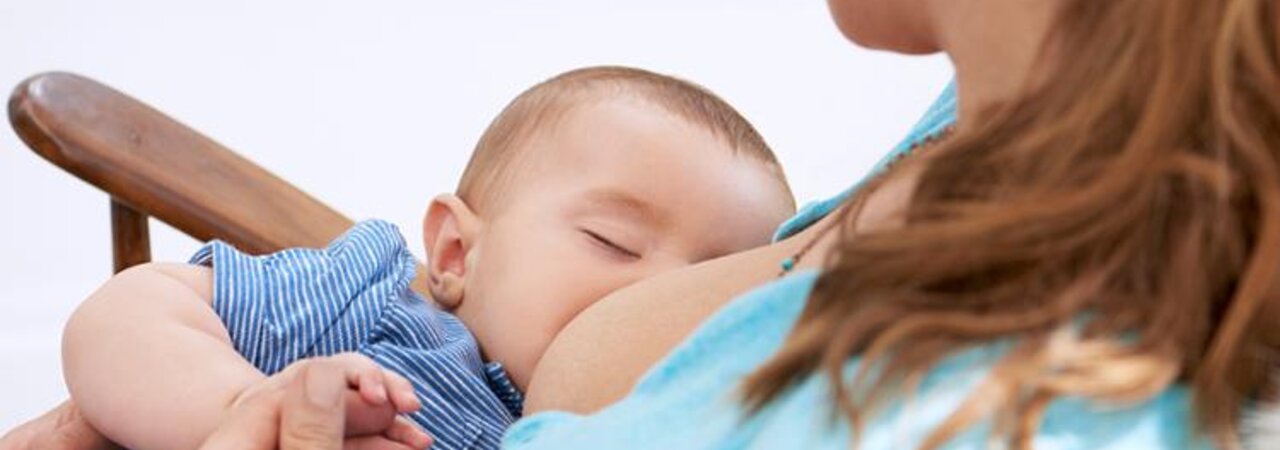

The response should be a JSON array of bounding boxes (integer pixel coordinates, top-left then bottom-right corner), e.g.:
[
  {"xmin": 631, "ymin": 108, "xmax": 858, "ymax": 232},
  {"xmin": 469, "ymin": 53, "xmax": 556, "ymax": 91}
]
[
  {"xmin": 1, "ymin": 357, "xmax": 432, "ymax": 450},
  {"xmin": 201, "ymin": 357, "xmax": 432, "ymax": 450},
  {"xmin": 0, "ymin": 400, "xmax": 118, "ymax": 450}
]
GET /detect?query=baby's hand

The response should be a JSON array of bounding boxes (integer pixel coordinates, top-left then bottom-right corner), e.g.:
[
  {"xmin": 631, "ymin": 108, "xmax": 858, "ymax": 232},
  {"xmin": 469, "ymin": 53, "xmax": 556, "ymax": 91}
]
[{"xmin": 235, "ymin": 353, "xmax": 428, "ymax": 449}]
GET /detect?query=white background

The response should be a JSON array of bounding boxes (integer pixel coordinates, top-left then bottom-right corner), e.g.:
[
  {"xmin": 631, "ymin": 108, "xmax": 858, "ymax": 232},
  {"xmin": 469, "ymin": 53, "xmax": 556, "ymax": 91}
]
[{"xmin": 0, "ymin": 0, "xmax": 951, "ymax": 430}]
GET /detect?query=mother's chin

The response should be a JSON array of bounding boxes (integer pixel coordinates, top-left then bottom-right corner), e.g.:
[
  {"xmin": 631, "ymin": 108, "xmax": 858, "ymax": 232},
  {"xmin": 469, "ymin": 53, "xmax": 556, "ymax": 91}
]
[{"xmin": 826, "ymin": 0, "xmax": 941, "ymax": 55}]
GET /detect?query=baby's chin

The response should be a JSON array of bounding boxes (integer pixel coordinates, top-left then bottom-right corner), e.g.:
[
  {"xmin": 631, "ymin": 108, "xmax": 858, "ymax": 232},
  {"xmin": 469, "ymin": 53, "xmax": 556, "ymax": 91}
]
[{"xmin": 472, "ymin": 330, "xmax": 551, "ymax": 393}]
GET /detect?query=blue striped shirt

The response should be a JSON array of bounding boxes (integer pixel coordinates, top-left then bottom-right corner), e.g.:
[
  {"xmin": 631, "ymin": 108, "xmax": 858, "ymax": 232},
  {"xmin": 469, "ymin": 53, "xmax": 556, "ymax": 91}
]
[{"xmin": 189, "ymin": 220, "xmax": 523, "ymax": 450}]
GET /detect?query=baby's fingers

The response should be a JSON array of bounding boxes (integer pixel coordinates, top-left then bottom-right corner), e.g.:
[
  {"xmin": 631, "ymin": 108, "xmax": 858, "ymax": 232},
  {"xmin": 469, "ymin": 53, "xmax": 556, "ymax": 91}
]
[
  {"xmin": 385, "ymin": 416, "xmax": 432, "ymax": 449},
  {"xmin": 344, "ymin": 420, "xmax": 433, "ymax": 450},
  {"xmin": 381, "ymin": 368, "xmax": 421, "ymax": 413},
  {"xmin": 342, "ymin": 435, "xmax": 421, "ymax": 450},
  {"xmin": 326, "ymin": 353, "xmax": 390, "ymax": 406},
  {"xmin": 343, "ymin": 390, "xmax": 398, "ymax": 436},
  {"xmin": 358, "ymin": 370, "xmax": 389, "ymax": 405}
]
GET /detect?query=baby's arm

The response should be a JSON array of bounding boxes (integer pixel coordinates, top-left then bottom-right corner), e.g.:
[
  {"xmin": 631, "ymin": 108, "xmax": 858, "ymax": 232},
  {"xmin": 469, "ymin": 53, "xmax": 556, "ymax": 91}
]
[
  {"xmin": 61, "ymin": 263, "xmax": 422, "ymax": 450},
  {"xmin": 63, "ymin": 262, "xmax": 256, "ymax": 450}
]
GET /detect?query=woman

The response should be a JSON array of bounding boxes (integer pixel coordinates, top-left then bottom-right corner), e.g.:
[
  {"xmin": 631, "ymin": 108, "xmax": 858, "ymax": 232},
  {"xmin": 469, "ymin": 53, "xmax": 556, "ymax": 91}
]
[
  {"xmin": 4, "ymin": 0, "xmax": 1277, "ymax": 448},
  {"xmin": 512, "ymin": 0, "xmax": 1278, "ymax": 448}
]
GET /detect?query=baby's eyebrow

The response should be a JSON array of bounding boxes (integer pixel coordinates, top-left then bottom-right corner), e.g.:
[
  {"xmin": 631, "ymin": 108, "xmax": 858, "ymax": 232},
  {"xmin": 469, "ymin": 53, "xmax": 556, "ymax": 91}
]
[{"xmin": 580, "ymin": 189, "xmax": 668, "ymax": 228}]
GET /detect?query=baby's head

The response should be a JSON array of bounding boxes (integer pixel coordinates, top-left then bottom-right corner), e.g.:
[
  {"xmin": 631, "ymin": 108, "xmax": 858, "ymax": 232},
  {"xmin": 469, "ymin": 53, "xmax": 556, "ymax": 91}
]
[{"xmin": 421, "ymin": 66, "xmax": 795, "ymax": 388}]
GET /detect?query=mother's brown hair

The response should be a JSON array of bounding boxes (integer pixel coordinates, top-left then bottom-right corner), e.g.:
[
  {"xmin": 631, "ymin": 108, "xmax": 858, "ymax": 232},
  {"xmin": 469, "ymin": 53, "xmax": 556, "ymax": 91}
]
[{"xmin": 743, "ymin": 0, "xmax": 1280, "ymax": 448}]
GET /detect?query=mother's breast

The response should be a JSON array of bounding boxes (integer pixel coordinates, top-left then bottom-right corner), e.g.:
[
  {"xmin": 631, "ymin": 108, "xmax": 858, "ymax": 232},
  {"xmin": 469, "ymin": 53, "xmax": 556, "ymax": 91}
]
[{"xmin": 521, "ymin": 228, "xmax": 819, "ymax": 414}]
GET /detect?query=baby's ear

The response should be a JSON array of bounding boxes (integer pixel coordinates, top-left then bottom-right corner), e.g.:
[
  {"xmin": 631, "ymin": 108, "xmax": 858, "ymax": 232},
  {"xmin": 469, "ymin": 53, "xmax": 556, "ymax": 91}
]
[{"xmin": 421, "ymin": 194, "xmax": 482, "ymax": 309}]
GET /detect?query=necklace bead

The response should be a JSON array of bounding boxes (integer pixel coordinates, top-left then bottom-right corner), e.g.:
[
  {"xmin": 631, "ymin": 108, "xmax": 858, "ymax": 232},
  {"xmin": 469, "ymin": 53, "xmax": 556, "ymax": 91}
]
[{"xmin": 776, "ymin": 126, "xmax": 955, "ymax": 278}]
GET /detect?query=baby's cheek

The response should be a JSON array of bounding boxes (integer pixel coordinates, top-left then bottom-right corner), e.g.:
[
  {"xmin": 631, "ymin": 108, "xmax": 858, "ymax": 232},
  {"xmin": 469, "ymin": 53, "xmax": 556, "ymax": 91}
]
[
  {"xmin": 522, "ymin": 305, "xmax": 571, "ymax": 352},
  {"xmin": 474, "ymin": 296, "xmax": 557, "ymax": 364}
]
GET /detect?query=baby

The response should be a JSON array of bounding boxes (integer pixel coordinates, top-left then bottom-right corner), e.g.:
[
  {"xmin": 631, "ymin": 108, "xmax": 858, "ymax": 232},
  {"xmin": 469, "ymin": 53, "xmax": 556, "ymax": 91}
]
[{"xmin": 61, "ymin": 66, "xmax": 797, "ymax": 450}]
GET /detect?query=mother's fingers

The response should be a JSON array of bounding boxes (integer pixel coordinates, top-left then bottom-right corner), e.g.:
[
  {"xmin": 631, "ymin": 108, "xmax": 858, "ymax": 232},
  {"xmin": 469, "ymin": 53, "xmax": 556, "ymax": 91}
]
[
  {"xmin": 199, "ymin": 387, "xmax": 283, "ymax": 450},
  {"xmin": 0, "ymin": 400, "xmax": 121, "ymax": 450},
  {"xmin": 280, "ymin": 360, "xmax": 347, "ymax": 450}
]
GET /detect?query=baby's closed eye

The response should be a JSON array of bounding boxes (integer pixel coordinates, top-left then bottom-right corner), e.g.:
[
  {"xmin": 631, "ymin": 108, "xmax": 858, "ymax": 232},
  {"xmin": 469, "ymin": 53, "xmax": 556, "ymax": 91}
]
[{"xmin": 579, "ymin": 228, "xmax": 642, "ymax": 260}]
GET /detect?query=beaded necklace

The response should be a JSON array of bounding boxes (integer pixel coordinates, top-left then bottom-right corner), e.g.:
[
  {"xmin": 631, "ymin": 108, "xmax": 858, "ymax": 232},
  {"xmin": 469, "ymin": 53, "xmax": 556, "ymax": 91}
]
[{"xmin": 777, "ymin": 127, "xmax": 955, "ymax": 278}]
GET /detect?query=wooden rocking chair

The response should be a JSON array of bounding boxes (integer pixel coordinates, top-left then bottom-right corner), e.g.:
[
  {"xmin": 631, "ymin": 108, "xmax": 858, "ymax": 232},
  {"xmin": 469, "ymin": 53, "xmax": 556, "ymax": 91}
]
[{"xmin": 8, "ymin": 71, "xmax": 430, "ymax": 295}]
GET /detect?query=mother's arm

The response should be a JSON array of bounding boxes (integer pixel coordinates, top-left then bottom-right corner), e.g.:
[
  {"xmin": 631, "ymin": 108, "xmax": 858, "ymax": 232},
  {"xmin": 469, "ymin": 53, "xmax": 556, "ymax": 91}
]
[
  {"xmin": 0, "ymin": 400, "xmax": 119, "ymax": 450},
  {"xmin": 524, "ymin": 214, "xmax": 836, "ymax": 414}
]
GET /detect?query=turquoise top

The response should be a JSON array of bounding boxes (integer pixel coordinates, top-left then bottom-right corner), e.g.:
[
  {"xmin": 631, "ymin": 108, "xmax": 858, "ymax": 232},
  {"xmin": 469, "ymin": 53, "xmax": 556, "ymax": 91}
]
[{"xmin": 502, "ymin": 82, "xmax": 1212, "ymax": 449}]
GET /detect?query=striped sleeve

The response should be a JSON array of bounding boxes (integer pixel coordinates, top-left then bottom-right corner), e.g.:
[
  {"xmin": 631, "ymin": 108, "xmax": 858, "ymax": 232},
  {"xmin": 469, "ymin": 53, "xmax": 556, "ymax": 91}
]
[{"xmin": 188, "ymin": 220, "xmax": 419, "ymax": 375}]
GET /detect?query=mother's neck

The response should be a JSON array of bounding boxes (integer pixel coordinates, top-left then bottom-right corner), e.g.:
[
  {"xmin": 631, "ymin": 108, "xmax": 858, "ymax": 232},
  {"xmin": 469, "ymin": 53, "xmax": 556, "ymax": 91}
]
[{"xmin": 927, "ymin": 0, "xmax": 1060, "ymax": 126}]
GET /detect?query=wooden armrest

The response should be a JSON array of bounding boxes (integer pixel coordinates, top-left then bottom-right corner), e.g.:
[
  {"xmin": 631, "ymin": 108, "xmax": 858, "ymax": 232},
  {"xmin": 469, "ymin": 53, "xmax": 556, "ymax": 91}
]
[{"xmin": 8, "ymin": 71, "xmax": 429, "ymax": 295}]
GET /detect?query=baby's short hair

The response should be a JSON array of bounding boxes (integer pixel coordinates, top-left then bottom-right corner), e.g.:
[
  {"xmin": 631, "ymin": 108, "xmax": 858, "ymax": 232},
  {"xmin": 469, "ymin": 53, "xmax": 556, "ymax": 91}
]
[{"xmin": 456, "ymin": 66, "xmax": 791, "ymax": 214}]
